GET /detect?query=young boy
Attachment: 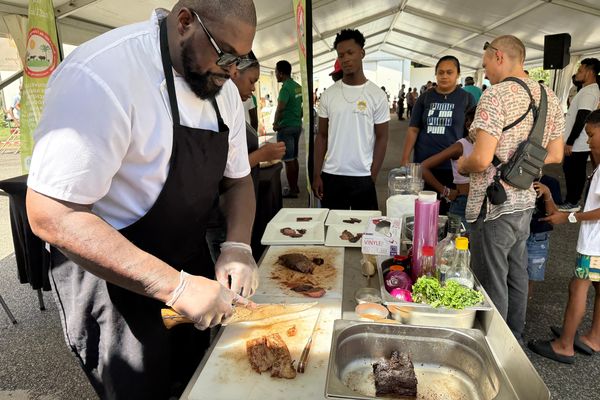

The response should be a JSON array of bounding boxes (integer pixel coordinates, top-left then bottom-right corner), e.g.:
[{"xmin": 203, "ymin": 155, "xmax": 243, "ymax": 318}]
[{"xmin": 528, "ymin": 109, "xmax": 600, "ymax": 363}]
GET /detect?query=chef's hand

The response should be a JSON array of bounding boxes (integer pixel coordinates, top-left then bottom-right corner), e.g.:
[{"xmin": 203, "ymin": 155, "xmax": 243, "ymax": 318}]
[
  {"xmin": 168, "ymin": 271, "xmax": 236, "ymax": 330},
  {"xmin": 312, "ymin": 174, "xmax": 324, "ymax": 200},
  {"xmin": 215, "ymin": 241, "xmax": 259, "ymax": 298}
]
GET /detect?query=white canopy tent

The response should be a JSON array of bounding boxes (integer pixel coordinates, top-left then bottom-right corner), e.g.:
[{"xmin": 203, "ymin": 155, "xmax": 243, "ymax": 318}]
[{"xmin": 1, "ymin": 0, "xmax": 600, "ymax": 103}]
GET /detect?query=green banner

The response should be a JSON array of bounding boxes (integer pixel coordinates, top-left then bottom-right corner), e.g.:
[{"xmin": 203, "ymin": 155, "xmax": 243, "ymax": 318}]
[
  {"xmin": 293, "ymin": 0, "xmax": 312, "ymax": 202},
  {"xmin": 20, "ymin": 0, "xmax": 60, "ymax": 172}
]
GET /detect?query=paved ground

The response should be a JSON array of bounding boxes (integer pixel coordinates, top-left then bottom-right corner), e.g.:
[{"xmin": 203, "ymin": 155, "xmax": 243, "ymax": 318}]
[{"xmin": 1, "ymin": 117, "xmax": 599, "ymax": 399}]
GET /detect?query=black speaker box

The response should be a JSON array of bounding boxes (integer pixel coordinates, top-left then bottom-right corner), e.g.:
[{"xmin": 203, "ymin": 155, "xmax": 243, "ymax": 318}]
[{"xmin": 544, "ymin": 33, "xmax": 571, "ymax": 70}]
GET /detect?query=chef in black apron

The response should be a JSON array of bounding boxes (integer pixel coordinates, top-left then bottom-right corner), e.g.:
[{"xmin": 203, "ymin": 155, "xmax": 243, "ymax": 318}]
[{"xmin": 26, "ymin": 4, "xmax": 258, "ymax": 399}]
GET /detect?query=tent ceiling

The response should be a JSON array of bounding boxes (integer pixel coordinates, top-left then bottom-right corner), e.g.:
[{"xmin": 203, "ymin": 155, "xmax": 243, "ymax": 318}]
[{"xmin": 1, "ymin": 0, "xmax": 600, "ymax": 73}]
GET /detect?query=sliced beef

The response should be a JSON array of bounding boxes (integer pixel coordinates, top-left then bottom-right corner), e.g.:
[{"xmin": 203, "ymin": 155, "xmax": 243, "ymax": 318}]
[
  {"xmin": 246, "ymin": 333, "xmax": 296, "ymax": 379},
  {"xmin": 280, "ymin": 227, "xmax": 304, "ymax": 238},
  {"xmin": 278, "ymin": 253, "xmax": 316, "ymax": 274},
  {"xmin": 372, "ymin": 350, "xmax": 418, "ymax": 398},
  {"xmin": 342, "ymin": 217, "xmax": 362, "ymax": 224},
  {"xmin": 340, "ymin": 230, "xmax": 363, "ymax": 243},
  {"xmin": 312, "ymin": 257, "xmax": 324, "ymax": 265},
  {"xmin": 296, "ymin": 217, "xmax": 312, "ymax": 222},
  {"xmin": 289, "ymin": 284, "xmax": 326, "ymax": 298}
]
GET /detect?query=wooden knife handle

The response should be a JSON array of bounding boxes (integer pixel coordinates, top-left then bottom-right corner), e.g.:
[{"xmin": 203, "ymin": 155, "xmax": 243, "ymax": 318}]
[{"xmin": 161, "ymin": 308, "xmax": 193, "ymax": 329}]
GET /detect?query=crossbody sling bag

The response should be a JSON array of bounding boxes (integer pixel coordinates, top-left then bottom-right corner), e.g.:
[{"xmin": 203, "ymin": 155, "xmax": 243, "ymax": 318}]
[{"xmin": 486, "ymin": 78, "xmax": 548, "ymax": 205}]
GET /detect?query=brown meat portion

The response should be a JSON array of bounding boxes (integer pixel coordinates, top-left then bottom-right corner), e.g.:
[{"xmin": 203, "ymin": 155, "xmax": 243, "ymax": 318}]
[
  {"xmin": 342, "ymin": 217, "xmax": 362, "ymax": 224},
  {"xmin": 280, "ymin": 227, "xmax": 304, "ymax": 238},
  {"xmin": 296, "ymin": 217, "xmax": 312, "ymax": 222},
  {"xmin": 290, "ymin": 284, "xmax": 326, "ymax": 298},
  {"xmin": 372, "ymin": 350, "xmax": 418, "ymax": 398},
  {"xmin": 287, "ymin": 325, "xmax": 297, "ymax": 337},
  {"xmin": 312, "ymin": 257, "xmax": 324, "ymax": 265},
  {"xmin": 340, "ymin": 230, "xmax": 363, "ymax": 243},
  {"xmin": 278, "ymin": 253, "xmax": 316, "ymax": 274},
  {"xmin": 266, "ymin": 334, "xmax": 297, "ymax": 379},
  {"xmin": 246, "ymin": 336, "xmax": 275, "ymax": 373}
]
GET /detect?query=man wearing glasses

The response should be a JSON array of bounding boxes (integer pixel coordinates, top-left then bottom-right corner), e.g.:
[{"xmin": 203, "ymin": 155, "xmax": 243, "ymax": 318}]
[
  {"xmin": 458, "ymin": 35, "xmax": 565, "ymax": 342},
  {"xmin": 26, "ymin": 1, "xmax": 257, "ymax": 398}
]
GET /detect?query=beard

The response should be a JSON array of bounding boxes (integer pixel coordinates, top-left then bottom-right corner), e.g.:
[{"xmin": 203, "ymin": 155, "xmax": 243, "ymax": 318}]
[{"xmin": 181, "ymin": 41, "xmax": 229, "ymax": 100}]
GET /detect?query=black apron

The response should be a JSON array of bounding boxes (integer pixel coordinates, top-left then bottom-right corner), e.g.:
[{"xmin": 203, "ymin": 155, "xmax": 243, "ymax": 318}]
[{"xmin": 49, "ymin": 18, "xmax": 230, "ymax": 399}]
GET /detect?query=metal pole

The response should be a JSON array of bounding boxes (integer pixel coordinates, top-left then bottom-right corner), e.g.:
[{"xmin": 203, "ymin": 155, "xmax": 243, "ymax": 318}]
[{"xmin": 0, "ymin": 294, "xmax": 17, "ymax": 324}]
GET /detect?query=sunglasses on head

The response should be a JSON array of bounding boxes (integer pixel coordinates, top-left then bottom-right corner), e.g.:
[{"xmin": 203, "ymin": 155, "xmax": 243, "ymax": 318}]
[
  {"xmin": 192, "ymin": 11, "xmax": 247, "ymax": 68},
  {"xmin": 484, "ymin": 41, "xmax": 500, "ymax": 53}
]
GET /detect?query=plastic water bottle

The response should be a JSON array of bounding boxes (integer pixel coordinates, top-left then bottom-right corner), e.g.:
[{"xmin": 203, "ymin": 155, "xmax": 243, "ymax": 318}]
[
  {"xmin": 446, "ymin": 237, "xmax": 474, "ymax": 288},
  {"xmin": 436, "ymin": 215, "xmax": 461, "ymax": 284}
]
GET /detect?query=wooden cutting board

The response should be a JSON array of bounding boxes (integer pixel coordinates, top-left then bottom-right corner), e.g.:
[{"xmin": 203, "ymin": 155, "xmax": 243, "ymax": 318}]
[
  {"xmin": 253, "ymin": 246, "xmax": 345, "ymax": 300},
  {"xmin": 186, "ymin": 300, "xmax": 341, "ymax": 400}
]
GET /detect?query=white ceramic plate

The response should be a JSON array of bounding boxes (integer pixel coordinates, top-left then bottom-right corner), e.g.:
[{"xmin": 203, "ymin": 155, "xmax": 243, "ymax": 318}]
[
  {"xmin": 261, "ymin": 221, "xmax": 325, "ymax": 245},
  {"xmin": 324, "ymin": 210, "xmax": 382, "ymax": 228},
  {"xmin": 270, "ymin": 207, "xmax": 329, "ymax": 224},
  {"xmin": 325, "ymin": 224, "xmax": 364, "ymax": 248}
]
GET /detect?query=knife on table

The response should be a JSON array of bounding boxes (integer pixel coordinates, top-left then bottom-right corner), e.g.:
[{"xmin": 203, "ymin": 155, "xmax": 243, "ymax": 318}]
[{"xmin": 161, "ymin": 302, "xmax": 318, "ymax": 329}]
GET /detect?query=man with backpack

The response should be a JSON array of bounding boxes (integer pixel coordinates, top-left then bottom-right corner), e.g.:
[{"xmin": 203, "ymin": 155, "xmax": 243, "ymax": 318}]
[{"xmin": 457, "ymin": 35, "xmax": 565, "ymax": 342}]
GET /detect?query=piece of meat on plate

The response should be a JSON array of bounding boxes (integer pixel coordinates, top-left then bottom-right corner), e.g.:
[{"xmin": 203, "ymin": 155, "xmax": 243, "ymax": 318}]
[
  {"xmin": 278, "ymin": 253, "xmax": 316, "ymax": 274},
  {"xmin": 372, "ymin": 350, "xmax": 418, "ymax": 398},
  {"xmin": 246, "ymin": 333, "xmax": 296, "ymax": 379},
  {"xmin": 280, "ymin": 227, "xmax": 304, "ymax": 238},
  {"xmin": 290, "ymin": 283, "xmax": 326, "ymax": 298}
]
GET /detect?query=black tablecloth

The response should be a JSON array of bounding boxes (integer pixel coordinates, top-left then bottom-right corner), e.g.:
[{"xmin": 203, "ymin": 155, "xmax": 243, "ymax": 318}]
[
  {"xmin": 251, "ymin": 163, "xmax": 283, "ymax": 259},
  {"xmin": 0, "ymin": 174, "xmax": 51, "ymax": 291}
]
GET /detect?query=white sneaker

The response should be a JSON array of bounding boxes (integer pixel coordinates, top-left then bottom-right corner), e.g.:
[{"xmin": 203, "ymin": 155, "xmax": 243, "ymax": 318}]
[{"xmin": 558, "ymin": 202, "xmax": 580, "ymax": 212}]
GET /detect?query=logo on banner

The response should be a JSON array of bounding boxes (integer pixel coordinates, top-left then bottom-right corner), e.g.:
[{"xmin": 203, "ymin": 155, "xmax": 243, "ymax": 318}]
[
  {"xmin": 24, "ymin": 28, "xmax": 58, "ymax": 78},
  {"xmin": 295, "ymin": 2, "xmax": 306, "ymax": 57}
]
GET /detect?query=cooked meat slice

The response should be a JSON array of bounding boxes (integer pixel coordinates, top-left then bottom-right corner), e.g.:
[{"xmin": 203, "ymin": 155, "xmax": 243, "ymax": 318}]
[
  {"xmin": 340, "ymin": 230, "xmax": 354, "ymax": 241},
  {"xmin": 348, "ymin": 233, "xmax": 363, "ymax": 243},
  {"xmin": 246, "ymin": 336, "xmax": 275, "ymax": 373},
  {"xmin": 280, "ymin": 227, "xmax": 304, "ymax": 238},
  {"xmin": 297, "ymin": 229, "xmax": 307, "ymax": 234},
  {"xmin": 287, "ymin": 325, "xmax": 297, "ymax": 337},
  {"xmin": 246, "ymin": 334, "xmax": 296, "ymax": 379},
  {"xmin": 266, "ymin": 333, "xmax": 297, "ymax": 379},
  {"xmin": 312, "ymin": 257, "xmax": 324, "ymax": 265},
  {"xmin": 373, "ymin": 350, "xmax": 418, "ymax": 398},
  {"xmin": 278, "ymin": 253, "xmax": 316, "ymax": 274},
  {"xmin": 290, "ymin": 284, "xmax": 326, "ymax": 298},
  {"xmin": 296, "ymin": 217, "xmax": 312, "ymax": 222},
  {"xmin": 342, "ymin": 219, "xmax": 353, "ymax": 224},
  {"xmin": 350, "ymin": 217, "xmax": 362, "ymax": 223}
]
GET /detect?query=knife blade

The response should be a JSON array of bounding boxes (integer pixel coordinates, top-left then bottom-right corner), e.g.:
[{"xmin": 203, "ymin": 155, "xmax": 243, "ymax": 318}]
[{"xmin": 161, "ymin": 302, "xmax": 318, "ymax": 329}]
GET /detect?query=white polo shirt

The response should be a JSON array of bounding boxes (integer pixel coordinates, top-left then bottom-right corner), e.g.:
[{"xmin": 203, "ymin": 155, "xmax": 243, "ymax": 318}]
[
  {"xmin": 28, "ymin": 10, "xmax": 250, "ymax": 230},
  {"xmin": 565, "ymin": 83, "xmax": 600, "ymax": 152}
]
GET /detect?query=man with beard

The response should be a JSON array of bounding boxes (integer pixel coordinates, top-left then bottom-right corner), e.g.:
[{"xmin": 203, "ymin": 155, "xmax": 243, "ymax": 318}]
[{"xmin": 25, "ymin": 1, "xmax": 257, "ymax": 398}]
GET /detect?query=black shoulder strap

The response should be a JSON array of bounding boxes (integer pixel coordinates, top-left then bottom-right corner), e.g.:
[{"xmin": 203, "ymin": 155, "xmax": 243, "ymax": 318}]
[
  {"xmin": 501, "ymin": 77, "xmax": 537, "ymax": 132},
  {"xmin": 492, "ymin": 78, "xmax": 548, "ymax": 167}
]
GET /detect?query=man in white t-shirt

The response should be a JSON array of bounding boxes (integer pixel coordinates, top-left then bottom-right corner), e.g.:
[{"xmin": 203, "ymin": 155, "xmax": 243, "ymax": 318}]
[
  {"xmin": 313, "ymin": 28, "xmax": 389, "ymax": 210},
  {"xmin": 559, "ymin": 58, "xmax": 600, "ymax": 212},
  {"xmin": 529, "ymin": 110, "xmax": 600, "ymax": 363},
  {"xmin": 25, "ymin": 2, "xmax": 258, "ymax": 398}
]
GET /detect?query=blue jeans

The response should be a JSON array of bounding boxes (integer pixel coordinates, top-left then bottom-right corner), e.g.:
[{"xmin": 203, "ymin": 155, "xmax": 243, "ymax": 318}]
[
  {"xmin": 448, "ymin": 194, "xmax": 469, "ymax": 234},
  {"xmin": 526, "ymin": 232, "xmax": 550, "ymax": 281},
  {"xmin": 277, "ymin": 126, "xmax": 302, "ymax": 161}
]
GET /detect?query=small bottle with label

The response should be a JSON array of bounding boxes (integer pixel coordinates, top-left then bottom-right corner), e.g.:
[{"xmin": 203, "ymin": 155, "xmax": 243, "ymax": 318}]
[{"xmin": 420, "ymin": 246, "xmax": 436, "ymax": 278}]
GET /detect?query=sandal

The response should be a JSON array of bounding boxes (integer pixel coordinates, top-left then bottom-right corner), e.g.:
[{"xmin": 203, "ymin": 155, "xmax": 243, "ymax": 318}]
[
  {"xmin": 550, "ymin": 326, "xmax": 597, "ymax": 355},
  {"xmin": 528, "ymin": 340, "xmax": 575, "ymax": 364}
]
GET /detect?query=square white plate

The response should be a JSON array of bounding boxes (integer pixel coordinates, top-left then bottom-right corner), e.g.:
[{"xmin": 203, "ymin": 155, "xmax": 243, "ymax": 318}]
[
  {"xmin": 261, "ymin": 221, "xmax": 325, "ymax": 245},
  {"xmin": 325, "ymin": 224, "xmax": 365, "ymax": 248},
  {"xmin": 270, "ymin": 208, "xmax": 329, "ymax": 224},
  {"xmin": 324, "ymin": 210, "xmax": 382, "ymax": 227}
]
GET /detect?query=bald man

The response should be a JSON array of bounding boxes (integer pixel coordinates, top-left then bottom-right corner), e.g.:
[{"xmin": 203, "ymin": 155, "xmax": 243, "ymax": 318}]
[
  {"xmin": 26, "ymin": 1, "xmax": 257, "ymax": 398},
  {"xmin": 458, "ymin": 35, "xmax": 565, "ymax": 341}
]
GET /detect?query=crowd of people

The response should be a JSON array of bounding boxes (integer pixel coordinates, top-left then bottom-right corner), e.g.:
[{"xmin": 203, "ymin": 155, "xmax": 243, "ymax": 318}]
[{"xmin": 14, "ymin": 0, "xmax": 600, "ymax": 397}]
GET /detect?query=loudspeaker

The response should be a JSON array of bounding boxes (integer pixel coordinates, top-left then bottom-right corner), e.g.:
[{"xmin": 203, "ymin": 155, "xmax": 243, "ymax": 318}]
[{"xmin": 543, "ymin": 33, "xmax": 571, "ymax": 70}]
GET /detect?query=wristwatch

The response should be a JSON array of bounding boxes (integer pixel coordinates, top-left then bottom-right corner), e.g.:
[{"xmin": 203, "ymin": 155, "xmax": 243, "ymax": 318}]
[{"xmin": 568, "ymin": 212, "xmax": 578, "ymax": 223}]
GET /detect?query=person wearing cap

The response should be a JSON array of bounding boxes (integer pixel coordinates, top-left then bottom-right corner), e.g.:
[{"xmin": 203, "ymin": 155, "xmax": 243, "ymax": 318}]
[
  {"xmin": 463, "ymin": 76, "xmax": 482, "ymax": 103},
  {"xmin": 313, "ymin": 28, "xmax": 389, "ymax": 210},
  {"xmin": 330, "ymin": 59, "xmax": 343, "ymax": 82},
  {"xmin": 25, "ymin": 2, "xmax": 259, "ymax": 398}
]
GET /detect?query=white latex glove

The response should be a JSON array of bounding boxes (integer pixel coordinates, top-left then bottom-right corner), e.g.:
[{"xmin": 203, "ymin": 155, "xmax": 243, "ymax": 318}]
[
  {"xmin": 167, "ymin": 271, "xmax": 236, "ymax": 330},
  {"xmin": 214, "ymin": 241, "xmax": 259, "ymax": 298}
]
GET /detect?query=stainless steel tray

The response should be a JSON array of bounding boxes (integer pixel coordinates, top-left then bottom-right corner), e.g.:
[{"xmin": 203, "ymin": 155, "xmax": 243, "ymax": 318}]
[
  {"xmin": 325, "ymin": 320, "xmax": 520, "ymax": 400},
  {"xmin": 377, "ymin": 258, "xmax": 494, "ymax": 312}
]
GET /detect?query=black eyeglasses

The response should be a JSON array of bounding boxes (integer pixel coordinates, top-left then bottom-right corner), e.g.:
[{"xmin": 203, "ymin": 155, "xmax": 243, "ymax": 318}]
[
  {"xmin": 483, "ymin": 42, "xmax": 500, "ymax": 53},
  {"xmin": 193, "ymin": 11, "xmax": 246, "ymax": 68}
]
